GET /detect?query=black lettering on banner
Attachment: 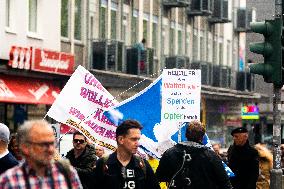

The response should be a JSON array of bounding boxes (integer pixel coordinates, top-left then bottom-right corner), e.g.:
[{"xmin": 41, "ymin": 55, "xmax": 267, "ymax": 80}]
[{"xmin": 65, "ymin": 119, "xmax": 117, "ymax": 151}]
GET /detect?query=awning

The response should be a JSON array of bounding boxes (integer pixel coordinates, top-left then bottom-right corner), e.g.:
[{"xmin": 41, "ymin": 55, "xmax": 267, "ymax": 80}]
[{"xmin": 0, "ymin": 75, "xmax": 61, "ymax": 105}]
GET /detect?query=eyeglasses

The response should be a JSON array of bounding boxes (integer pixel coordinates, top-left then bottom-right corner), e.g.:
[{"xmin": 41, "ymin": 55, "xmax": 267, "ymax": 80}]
[
  {"xmin": 73, "ymin": 139, "xmax": 86, "ymax": 144},
  {"xmin": 28, "ymin": 141, "xmax": 55, "ymax": 149}
]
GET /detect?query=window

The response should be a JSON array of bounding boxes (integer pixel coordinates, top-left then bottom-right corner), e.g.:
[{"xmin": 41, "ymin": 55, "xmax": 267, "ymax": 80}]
[
  {"xmin": 169, "ymin": 27, "xmax": 174, "ymax": 55},
  {"xmin": 99, "ymin": 6, "xmax": 106, "ymax": 39},
  {"xmin": 74, "ymin": 0, "xmax": 82, "ymax": 40},
  {"xmin": 207, "ymin": 35, "xmax": 212, "ymax": 62},
  {"xmin": 122, "ymin": 14, "xmax": 128, "ymax": 43},
  {"xmin": 143, "ymin": 20, "xmax": 148, "ymax": 40},
  {"xmin": 219, "ymin": 42, "xmax": 223, "ymax": 65},
  {"xmin": 6, "ymin": 0, "xmax": 11, "ymax": 27},
  {"xmin": 131, "ymin": 14, "xmax": 137, "ymax": 45},
  {"xmin": 192, "ymin": 30, "xmax": 198, "ymax": 61},
  {"xmin": 111, "ymin": 10, "xmax": 117, "ymax": 39},
  {"xmin": 61, "ymin": 0, "xmax": 69, "ymax": 37},
  {"xmin": 186, "ymin": 31, "xmax": 190, "ymax": 56},
  {"xmin": 29, "ymin": 0, "xmax": 37, "ymax": 32},
  {"xmin": 227, "ymin": 40, "xmax": 231, "ymax": 66},
  {"xmin": 213, "ymin": 37, "xmax": 218, "ymax": 64},
  {"xmin": 178, "ymin": 30, "xmax": 182, "ymax": 55},
  {"xmin": 152, "ymin": 22, "xmax": 157, "ymax": 54},
  {"xmin": 200, "ymin": 31, "xmax": 206, "ymax": 61}
]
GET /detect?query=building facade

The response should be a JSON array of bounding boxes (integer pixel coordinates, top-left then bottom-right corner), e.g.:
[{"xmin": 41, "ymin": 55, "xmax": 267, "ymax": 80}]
[{"xmin": 0, "ymin": 0, "xmax": 266, "ymax": 147}]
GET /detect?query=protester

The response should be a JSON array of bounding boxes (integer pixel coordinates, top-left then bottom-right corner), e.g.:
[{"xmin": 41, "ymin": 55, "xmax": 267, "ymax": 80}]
[
  {"xmin": 0, "ymin": 123, "xmax": 18, "ymax": 174},
  {"xmin": 255, "ymin": 143, "xmax": 273, "ymax": 189},
  {"xmin": 94, "ymin": 119, "xmax": 160, "ymax": 189},
  {"xmin": 95, "ymin": 145, "xmax": 105, "ymax": 158},
  {"xmin": 66, "ymin": 131, "xmax": 97, "ymax": 189},
  {"xmin": 212, "ymin": 143, "xmax": 228, "ymax": 163},
  {"xmin": 156, "ymin": 120, "xmax": 232, "ymax": 189},
  {"xmin": 0, "ymin": 119, "xmax": 82, "ymax": 188},
  {"xmin": 8, "ymin": 133, "xmax": 22, "ymax": 161},
  {"xmin": 227, "ymin": 127, "xmax": 259, "ymax": 189},
  {"xmin": 134, "ymin": 38, "xmax": 146, "ymax": 71}
]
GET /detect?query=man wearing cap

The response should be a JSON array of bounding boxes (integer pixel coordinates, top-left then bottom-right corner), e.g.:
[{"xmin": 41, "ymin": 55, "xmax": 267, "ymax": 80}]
[
  {"xmin": 0, "ymin": 123, "xmax": 18, "ymax": 174},
  {"xmin": 227, "ymin": 127, "xmax": 259, "ymax": 189}
]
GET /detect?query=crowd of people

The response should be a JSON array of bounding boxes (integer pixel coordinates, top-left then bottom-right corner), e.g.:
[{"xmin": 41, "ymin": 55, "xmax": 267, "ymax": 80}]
[{"xmin": 0, "ymin": 119, "xmax": 281, "ymax": 189}]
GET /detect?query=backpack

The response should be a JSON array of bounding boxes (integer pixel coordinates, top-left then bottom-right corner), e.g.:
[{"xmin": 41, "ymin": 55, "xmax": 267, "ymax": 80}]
[{"xmin": 102, "ymin": 155, "xmax": 147, "ymax": 178}]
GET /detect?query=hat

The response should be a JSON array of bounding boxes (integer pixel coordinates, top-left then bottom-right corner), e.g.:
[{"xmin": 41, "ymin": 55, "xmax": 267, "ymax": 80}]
[
  {"xmin": 231, "ymin": 127, "xmax": 248, "ymax": 136},
  {"xmin": 0, "ymin": 123, "xmax": 10, "ymax": 143}
]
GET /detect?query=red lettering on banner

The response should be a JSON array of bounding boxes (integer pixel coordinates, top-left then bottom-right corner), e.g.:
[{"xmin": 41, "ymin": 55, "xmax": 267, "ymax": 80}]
[
  {"xmin": 69, "ymin": 107, "xmax": 85, "ymax": 121},
  {"xmin": 80, "ymin": 87, "xmax": 115, "ymax": 109},
  {"xmin": 84, "ymin": 73, "xmax": 104, "ymax": 90}
]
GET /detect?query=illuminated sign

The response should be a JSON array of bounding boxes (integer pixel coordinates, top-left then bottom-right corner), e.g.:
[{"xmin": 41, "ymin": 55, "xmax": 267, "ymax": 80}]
[{"xmin": 241, "ymin": 105, "xmax": 259, "ymax": 120}]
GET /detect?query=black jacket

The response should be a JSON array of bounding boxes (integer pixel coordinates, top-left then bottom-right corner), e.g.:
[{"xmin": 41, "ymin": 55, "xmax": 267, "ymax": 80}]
[
  {"xmin": 66, "ymin": 144, "xmax": 97, "ymax": 189},
  {"xmin": 227, "ymin": 141, "xmax": 259, "ymax": 189},
  {"xmin": 156, "ymin": 141, "xmax": 232, "ymax": 189},
  {"xmin": 0, "ymin": 152, "xmax": 18, "ymax": 174},
  {"xmin": 94, "ymin": 152, "xmax": 160, "ymax": 189}
]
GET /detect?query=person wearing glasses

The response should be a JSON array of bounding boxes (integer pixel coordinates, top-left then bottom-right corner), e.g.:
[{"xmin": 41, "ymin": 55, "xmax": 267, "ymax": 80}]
[
  {"xmin": 0, "ymin": 119, "xmax": 82, "ymax": 189},
  {"xmin": 66, "ymin": 131, "xmax": 97, "ymax": 189}
]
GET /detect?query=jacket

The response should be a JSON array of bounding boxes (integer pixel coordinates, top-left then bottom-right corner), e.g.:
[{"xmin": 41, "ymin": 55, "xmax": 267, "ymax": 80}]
[
  {"xmin": 94, "ymin": 151, "xmax": 161, "ymax": 189},
  {"xmin": 227, "ymin": 141, "xmax": 259, "ymax": 189},
  {"xmin": 66, "ymin": 144, "xmax": 97, "ymax": 189},
  {"xmin": 0, "ymin": 152, "xmax": 18, "ymax": 174},
  {"xmin": 156, "ymin": 141, "xmax": 232, "ymax": 189}
]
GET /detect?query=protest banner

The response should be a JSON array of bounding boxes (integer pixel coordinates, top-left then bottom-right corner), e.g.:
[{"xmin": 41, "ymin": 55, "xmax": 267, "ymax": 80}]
[
  {"xmin": 161, "ymin": 69, "xmax": 201, "ymax": 123},
  {"xmin": 47, "ymin": 65, "xmax": 118, "ymax": 151}
]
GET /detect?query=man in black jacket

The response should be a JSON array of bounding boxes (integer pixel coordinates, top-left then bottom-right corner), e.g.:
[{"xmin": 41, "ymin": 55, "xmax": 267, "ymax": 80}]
[
  {"xmin": 227, "ymin": 127, "xmax": 259, "ymax": 189},
  {"xmin": 156, "ymin": 120, "xmax": 232, "ymax": 189},
  {"xmin": 94, "ymin": 120, "xmax": 160, "ymax": 189},
  {"xmin": 66, "ymin": 131, "xmax": 97, "ymax": 189}
]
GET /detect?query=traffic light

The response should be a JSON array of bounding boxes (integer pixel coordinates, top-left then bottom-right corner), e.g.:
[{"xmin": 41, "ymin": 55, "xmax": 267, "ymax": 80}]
[{"xmin": 249, "ymin": 18, "xmax": 282, "ymax": 87}]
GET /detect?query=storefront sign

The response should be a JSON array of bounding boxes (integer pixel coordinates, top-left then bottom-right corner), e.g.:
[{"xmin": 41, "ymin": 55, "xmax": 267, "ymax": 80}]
[
  {"xmin": 8, "ymin": 46, "xmax": 74, "ymax": 75},
  {"xmin": 241, "ymin": 105, "xmax": 259, "ymax": 120},
  {"xmin": 0, "ymin": 75, "xmax": 61, "ymax": 104},
  {"xmin": 9, "ymin": 46, "xmax": 32, "ymax": 70}
]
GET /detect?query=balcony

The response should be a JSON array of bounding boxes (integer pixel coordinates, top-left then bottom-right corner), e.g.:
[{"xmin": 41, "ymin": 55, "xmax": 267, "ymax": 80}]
[
  {"xmin": 235, "ymin": 8, "xmax": 253, "ymax": 32},
  {"xmin": 187, "ymin": 0, "xmax": 213, "ymax": 17},
  {"xmin": 165, "ymin": 56, "xmax": 190, "ymax": 69},
  {"xmin": 163, "ymin": 0, "xmax": 190, "ymax": 8},
  {"xmin": 91, "ymin": 39, "xmax": 124, "ymax": 72},
  {"xmin": 126, "ymin": 47, "xmax": 155, "ymax": 77},
  {"xmin": 236, "ymin": 71, "xmax": 255, "ymax": 91},
  {"xmin": 208, "ymin": 0, "xmax": 231, "ymax": 24},
  {"xmin": 190, "ymin": 61, "xmax": 213, "ymax": 86}
]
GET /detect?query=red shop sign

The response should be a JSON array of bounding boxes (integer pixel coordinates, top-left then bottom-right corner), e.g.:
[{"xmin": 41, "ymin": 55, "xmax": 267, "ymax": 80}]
[
  {"xmin": 8, "ymin": 46, "xmax": 32, "ymax": 70},
  {"xmin": 8, "ymin": 46, "xmax": 75, "ymax": 75}
]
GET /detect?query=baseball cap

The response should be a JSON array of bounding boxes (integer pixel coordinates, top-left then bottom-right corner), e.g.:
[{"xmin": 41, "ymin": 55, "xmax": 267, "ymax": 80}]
[
  {"xmin": 231, "ymin": 127, "xmax": 248, "ymax": 136},
  {"xmin": 0, "ymin": 123, "xmax": 10, "ymax": 143}
]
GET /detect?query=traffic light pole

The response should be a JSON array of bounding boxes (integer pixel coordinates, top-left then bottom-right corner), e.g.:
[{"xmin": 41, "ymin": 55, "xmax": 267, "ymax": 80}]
[
  {"xmin": 270, "ymin": 87, "xmax": 282, "ymax": 189},
  {"xmin": 270, "ymin": 1, "xmax": 283, "ymax": 189}
]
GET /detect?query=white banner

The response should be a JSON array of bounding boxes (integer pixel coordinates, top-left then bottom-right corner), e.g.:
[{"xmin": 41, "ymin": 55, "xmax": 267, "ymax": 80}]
[
  {"xmin": 47, "ymin": 65, "xmax": 118, "ymax": 151},
  {"xmin": 161, "ymin": 69, "xmax": 201, "ymax": 123}
]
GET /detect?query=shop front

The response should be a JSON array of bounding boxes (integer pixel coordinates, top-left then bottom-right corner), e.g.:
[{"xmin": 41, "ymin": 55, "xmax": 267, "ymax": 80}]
[{"xmin": 0, "ymin": 45, "xmax": 75, "ymax": 132}]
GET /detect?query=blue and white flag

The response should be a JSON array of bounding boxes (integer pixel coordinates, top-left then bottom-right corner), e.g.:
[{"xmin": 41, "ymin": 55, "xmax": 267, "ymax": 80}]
[{"xmin": 104, "ymin": 75, "xmax": 234, "ymax": 177}]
